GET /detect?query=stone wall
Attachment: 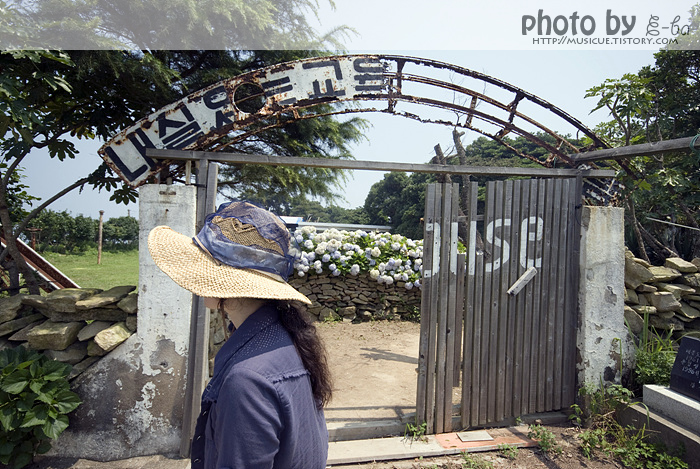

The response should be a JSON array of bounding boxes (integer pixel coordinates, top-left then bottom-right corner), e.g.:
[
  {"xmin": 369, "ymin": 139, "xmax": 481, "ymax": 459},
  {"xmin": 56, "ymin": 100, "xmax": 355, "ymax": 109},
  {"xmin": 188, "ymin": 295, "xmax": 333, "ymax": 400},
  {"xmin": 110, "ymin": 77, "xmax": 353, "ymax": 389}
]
[
  {"xmin": 623, "ymin": 250, "xmax": 700, "ymax": 338},
  {"xmin": 0, "ymin": 286, "xmax": 138, "ymax": 380}
]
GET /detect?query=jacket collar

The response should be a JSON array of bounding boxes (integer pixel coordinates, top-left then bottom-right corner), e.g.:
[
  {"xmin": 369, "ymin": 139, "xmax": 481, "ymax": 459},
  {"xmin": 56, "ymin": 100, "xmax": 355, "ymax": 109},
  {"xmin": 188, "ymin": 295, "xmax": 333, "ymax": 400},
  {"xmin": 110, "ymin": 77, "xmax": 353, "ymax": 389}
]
[{"xmin": 202, "ymin": 303, "xmax": 279, "ymax": 402}]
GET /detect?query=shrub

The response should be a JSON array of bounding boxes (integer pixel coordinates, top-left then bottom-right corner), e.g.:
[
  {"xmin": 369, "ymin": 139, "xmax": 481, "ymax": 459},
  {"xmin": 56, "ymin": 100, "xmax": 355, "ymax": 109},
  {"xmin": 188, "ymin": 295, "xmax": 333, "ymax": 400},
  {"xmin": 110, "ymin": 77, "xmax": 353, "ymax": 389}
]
[
  {"xmin": 291, "ymin": 227, "xmax": 424, "ymax": 289},
  {"xmin": 633, "ymin": 316, "xmax": 676, "ymax": 388},
  {"xmin": 0, "ymin": 347, "xmax": 81, "ymax": 469}
]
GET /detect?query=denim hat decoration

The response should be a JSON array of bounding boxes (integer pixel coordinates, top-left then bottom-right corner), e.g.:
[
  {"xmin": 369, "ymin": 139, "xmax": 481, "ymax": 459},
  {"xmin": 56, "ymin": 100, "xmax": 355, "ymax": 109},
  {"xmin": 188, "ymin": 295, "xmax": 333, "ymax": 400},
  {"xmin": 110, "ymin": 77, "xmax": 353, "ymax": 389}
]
[{"xmin": 148, "ymin": 201, "xmax": 310, "ymax": 304}]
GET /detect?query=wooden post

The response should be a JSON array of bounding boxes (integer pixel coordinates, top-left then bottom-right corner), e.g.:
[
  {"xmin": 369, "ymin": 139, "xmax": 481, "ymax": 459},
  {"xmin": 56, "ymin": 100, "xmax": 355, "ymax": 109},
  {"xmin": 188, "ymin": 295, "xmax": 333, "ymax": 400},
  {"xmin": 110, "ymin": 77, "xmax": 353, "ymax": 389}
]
[
  {"xmin": 97, "ymin": 210, "xmax": 104, "ymax": 265},
  {"xmin": 180, "ymin": 161, "xmax": 218, "ymax": 458}
]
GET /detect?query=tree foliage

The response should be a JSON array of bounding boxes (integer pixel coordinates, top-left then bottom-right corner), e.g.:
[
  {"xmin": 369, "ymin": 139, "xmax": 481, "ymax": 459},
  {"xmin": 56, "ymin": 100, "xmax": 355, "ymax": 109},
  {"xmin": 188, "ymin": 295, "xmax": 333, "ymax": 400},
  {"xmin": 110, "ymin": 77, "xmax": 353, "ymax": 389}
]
[
  {"xmin": 585, "ymin": 49, "xmax": 700, "ymax": 261},
  {"xmin": 0, "ymin": 50, "xmax": 364, "ymax": 293}
]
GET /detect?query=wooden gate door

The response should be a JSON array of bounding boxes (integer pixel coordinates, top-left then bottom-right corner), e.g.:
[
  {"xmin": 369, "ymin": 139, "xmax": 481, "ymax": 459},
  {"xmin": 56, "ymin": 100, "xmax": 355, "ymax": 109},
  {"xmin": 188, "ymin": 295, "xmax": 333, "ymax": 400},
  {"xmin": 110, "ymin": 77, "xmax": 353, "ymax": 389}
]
[
  {"xmin": 416, "ymin": 178, "xmax": 582, "ymax": 433},
  {"xmin": 461, "ymin": 178, "xmax": 581, "ymax": 428}
]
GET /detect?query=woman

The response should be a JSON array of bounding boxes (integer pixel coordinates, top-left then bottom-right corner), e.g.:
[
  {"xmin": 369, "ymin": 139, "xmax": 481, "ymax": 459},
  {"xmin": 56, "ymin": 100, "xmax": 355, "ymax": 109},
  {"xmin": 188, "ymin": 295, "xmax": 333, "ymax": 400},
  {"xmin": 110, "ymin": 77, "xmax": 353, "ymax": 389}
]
[{"xmin": 148, "ymin": 200, "xmax": 332, "ymax": 469}]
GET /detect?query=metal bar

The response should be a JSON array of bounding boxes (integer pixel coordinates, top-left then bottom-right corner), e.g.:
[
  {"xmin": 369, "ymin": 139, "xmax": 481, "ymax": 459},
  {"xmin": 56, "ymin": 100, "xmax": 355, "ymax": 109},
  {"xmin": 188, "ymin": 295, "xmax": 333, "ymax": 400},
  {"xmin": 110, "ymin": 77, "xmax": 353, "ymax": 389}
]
[
  {"xmin": 646, "ymin": 217, "xmax": 700, "ymax": 232},
  {"xmin": 569, "ymin": 136, "xmax": 694, "ymax": 163},
  {"xmin": 146, "ymin": 149, "xmax": 615, "ymax": 179},
  {"xmin": 180, "ymin": 159, "xmax": 211, "ymax": 457}
]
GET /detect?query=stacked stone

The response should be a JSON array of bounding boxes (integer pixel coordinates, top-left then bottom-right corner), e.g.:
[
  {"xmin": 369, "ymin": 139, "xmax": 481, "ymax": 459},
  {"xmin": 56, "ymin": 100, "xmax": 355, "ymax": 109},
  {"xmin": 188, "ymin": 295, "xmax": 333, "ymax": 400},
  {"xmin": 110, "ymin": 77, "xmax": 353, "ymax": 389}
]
[
  {"xmin": 289, "ymin": 273, "xmax": 421, "ymax": 323},
  {"xmin": 623, "ymin": 250, "xmax": 700, "ymax": 338},
  {"xmin": 0, "ymin": 286, "xmax": 138, "ymax": 380}
]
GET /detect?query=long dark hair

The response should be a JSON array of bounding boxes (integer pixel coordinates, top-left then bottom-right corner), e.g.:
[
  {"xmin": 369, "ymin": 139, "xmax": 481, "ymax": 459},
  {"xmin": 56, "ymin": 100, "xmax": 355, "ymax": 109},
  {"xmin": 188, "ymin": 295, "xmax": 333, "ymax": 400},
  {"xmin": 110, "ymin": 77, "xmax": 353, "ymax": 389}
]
[{"xmin": 276, "ymin": 301, "xmax": 333, "ymax": 408}]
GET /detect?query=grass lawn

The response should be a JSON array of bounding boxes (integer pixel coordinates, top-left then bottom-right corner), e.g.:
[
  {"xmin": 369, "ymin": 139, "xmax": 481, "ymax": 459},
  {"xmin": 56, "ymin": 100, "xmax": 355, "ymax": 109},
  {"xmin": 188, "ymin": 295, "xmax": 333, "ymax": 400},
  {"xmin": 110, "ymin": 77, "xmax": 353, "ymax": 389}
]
[{"xmin": 41, "ymin": 249, "xmax": 139, "ymax": 290}]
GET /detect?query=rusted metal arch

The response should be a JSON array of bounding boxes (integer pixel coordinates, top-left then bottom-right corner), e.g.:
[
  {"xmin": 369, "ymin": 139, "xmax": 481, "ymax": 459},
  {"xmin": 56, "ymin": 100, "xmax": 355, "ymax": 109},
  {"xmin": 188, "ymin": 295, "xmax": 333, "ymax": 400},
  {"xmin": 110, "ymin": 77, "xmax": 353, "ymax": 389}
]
[{"xmin": 100, "ymin": 54, "xmax": 610, "ymax": 188}]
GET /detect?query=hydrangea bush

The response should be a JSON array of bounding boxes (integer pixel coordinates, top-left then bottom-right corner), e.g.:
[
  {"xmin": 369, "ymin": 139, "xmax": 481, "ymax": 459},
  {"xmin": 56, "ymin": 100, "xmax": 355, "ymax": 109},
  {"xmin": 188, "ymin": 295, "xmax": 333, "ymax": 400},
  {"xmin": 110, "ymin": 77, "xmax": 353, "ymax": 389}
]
[{"xmin": 290, "ymin": 227, "xmax": 423, "ymax": 290}]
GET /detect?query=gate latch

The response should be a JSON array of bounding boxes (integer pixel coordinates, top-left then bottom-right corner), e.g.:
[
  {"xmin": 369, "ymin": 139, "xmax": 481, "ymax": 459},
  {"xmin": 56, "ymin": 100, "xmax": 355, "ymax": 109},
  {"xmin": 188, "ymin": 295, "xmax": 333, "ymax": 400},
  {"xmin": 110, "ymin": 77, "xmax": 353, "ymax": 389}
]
[{"xmin": 507, "ymin": 266, "xmax": 538, "ymax": 296}]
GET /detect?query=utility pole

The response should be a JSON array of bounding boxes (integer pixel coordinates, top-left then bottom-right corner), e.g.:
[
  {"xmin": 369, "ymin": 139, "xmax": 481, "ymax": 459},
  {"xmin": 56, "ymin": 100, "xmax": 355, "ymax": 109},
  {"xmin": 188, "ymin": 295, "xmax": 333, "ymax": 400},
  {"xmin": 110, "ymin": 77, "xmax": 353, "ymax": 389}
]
[{"xmin": 97, "ymin": 210, "xmax": 104, "ymax": 265}]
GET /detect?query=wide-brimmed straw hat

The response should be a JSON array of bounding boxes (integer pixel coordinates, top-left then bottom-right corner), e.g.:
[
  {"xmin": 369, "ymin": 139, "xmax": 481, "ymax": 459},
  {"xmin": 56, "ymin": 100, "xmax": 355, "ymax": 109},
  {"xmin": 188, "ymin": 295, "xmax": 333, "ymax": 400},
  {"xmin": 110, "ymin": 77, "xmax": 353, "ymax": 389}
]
[{"xmin": 148, "ymin": 201, "xmax": 310, "ymax": 304}]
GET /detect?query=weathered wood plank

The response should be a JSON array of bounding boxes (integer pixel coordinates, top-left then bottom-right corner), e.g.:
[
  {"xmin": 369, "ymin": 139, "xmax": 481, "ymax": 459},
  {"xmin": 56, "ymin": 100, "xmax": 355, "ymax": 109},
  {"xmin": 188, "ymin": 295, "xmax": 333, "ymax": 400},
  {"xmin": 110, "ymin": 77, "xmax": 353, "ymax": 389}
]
[
  {"xmin": 443, "ymin": 183, "xmax": 459, "ymax": 432},
  {"xmin": 454, "ymin": 253, "xmax": 466, "ymax": 385},
  {"xmin": 539, "ymin": 179, "xmax": 561, "ymax": 410},
  {"xmin": 521, "ymin": 180, "xmax": 537, "ymax": 415},
  {"xmin": 462, "ymin": 183, "xmax": 479, "ymax": 429},
  {"xmin": 532, "ymin": 179, "xmax": 546, "ymax": 413},
  {"xmin": 499, "ymin": 180, "xmax": 514, "ymax": 420},
  {"xmin": 490, "ymin": 181, "xmax": 505, "ymax": 423},
  {"xmin": 435, "ymin": 184, "xmax": 453, "ymax": 434},
  {"xmin": 563, "ymin": 176, "xmax": 584, "ymax": 406},
  {"xmin": 480, "ymin": 182, "xmax": 496, "ymax": 424},
  {"xmin": 426, "ymin": 184, "xmax": 443, "ymax": 433},
  {"xmin": 416, "ymin": 185, "xmax": 436, "ymax": 428},
  {"xmin": 553, "ymin": 178, "xmax": 570, "ymax": 409},
  {"xmin": 509, "ymin": 180, "xmax": 525, "ymax": 419},
  {"xmin": 147, "ymin": 148, "xmax": 615, "ymax": 178}
]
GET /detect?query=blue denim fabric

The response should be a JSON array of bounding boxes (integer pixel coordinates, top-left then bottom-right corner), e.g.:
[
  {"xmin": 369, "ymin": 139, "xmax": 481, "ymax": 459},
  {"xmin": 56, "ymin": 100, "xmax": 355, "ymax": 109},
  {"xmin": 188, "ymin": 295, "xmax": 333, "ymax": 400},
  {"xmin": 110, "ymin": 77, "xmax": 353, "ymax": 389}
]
[{"xmin": 190, "ymin": 305, "xmax": 328, "ymax": 469}]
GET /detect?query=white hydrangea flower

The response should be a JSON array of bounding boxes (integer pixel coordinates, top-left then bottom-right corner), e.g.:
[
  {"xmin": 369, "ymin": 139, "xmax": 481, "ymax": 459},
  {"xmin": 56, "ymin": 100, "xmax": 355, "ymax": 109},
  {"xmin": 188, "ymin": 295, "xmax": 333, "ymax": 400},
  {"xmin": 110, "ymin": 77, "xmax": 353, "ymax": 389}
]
[
  {"xmin": 350, "ymin": 264, "xmax": 360, "ymax": 275},
  {"xmin": 405, "ymin": 282, "xmax": 413, "ymax": 290},
  {"xmin": 391, "ymin": 242, "xmax": 401, "ymax": 251},
  {"xmin": 371, "ymin": 247, "xmax": 381, "ymax": 257},
  {"xmin": 369, "ymin": 269, "xmax": 380, "ymax": 279},
  {"xmin": 304, "ymin": 239, "xmax": 314, "ymax": 249},
  {"xmin": 322, "ymin": 253, "xmax": 330, "ymax": 263}
]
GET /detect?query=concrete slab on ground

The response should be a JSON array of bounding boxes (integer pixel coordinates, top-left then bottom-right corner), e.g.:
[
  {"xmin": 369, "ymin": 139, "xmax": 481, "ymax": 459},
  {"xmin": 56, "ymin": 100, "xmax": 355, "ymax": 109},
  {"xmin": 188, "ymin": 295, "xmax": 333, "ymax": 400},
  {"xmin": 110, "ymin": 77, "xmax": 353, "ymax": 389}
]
[{"xmin": 326, "ymin": 426, "xmax": 537, "ymax": 466}]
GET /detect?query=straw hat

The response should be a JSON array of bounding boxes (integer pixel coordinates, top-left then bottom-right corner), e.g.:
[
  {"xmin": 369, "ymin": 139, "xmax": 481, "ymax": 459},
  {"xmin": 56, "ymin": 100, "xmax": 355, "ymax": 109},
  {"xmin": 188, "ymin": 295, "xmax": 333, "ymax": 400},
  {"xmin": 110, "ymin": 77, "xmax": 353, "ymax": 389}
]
[{"xmin": 148, "ymin": 201, "xmax": 310, "ymax": 304}]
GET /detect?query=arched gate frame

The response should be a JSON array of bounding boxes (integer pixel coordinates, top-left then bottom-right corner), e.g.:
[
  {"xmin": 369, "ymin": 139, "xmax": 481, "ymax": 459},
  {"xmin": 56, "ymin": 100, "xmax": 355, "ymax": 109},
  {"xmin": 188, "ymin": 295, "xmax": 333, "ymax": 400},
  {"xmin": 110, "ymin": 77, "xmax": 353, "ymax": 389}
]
[{"xmin": 100, "ymin": 55, "xmax": 621, "ymax": 450}]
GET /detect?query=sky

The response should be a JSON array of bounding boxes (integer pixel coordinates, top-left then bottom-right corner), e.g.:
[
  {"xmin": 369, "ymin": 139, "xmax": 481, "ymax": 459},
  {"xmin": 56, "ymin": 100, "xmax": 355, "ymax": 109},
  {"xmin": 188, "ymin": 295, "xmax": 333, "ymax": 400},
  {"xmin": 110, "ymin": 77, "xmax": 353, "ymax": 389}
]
[{"xmin": 20, "ymin": 0, "xmax": 697, "ymax": 220}]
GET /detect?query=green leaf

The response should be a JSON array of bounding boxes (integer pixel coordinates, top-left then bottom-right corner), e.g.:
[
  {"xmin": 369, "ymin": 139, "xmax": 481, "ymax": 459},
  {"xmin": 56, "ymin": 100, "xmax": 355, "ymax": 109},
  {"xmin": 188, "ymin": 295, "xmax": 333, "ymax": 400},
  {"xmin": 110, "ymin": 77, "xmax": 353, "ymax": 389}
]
[
  {"xmin": 35, "ymin": 439, "xmax": 52, "ymax": 454},
  {"xmin": 20, "ymin": 405, "xmax": 48, "ymax": 428},
  {"xmin": 0, "ymin": 405, "xmax": 15, "ymax": 431},
  {"xmin": 29, "ymin": 380, "xmax": 45, "ymax": 395},
  {"xmin": 42, "ymin": 414, "xmax": 69, "ymax": 440},
  {"xmin": 0, "ymin": 371, "xmax": 30, "ymax": 394},
  {"xmin": 12, "ymin": 450, "xmax": 32, "ymax": 469},
  {"xmin": 41, "ymin": 361, "xmax": 69, "ymax": 382},
  {"xmin": 54, "ymin": 391, "xmax": 81, "ymax": 414},
  {"xmin": 0, "ymin": 439, "xmax": 13, "ymax": 456}
]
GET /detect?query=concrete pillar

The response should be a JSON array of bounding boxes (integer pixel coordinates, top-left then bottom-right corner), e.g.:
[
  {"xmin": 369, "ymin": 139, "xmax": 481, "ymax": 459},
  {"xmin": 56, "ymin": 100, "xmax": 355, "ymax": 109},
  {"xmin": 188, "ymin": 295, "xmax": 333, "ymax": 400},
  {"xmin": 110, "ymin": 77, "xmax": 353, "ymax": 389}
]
[
  {"xmin": 577, "ymin": 206, "xmax": 631, "ymax": 391},
  {"xmin": 53, "ymin": 184, "xmax": 196, "ymax": 461}
]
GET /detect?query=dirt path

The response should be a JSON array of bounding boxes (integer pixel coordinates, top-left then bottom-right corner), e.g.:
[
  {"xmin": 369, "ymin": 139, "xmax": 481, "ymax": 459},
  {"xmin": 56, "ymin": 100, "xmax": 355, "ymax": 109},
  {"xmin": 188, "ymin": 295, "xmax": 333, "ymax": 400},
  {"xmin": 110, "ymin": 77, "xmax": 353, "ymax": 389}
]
[
  {"xmin": 318, "ymin": 320, "xmax": 623, "ymax": 469},
  {"xmin": 318, "ymin": 319, "xmax": 421, "ymax": 424}
]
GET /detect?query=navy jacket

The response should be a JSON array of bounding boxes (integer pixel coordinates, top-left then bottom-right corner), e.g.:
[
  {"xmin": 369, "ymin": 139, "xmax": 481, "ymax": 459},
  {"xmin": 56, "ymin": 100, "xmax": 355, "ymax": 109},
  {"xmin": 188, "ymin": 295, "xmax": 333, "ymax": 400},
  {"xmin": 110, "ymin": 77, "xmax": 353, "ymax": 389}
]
[{"xmin": 190, "ymin": 305, "xmax": 328, "ymax": 469}]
